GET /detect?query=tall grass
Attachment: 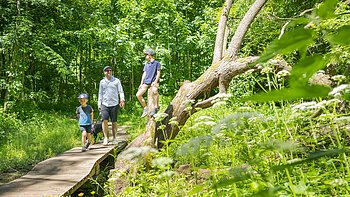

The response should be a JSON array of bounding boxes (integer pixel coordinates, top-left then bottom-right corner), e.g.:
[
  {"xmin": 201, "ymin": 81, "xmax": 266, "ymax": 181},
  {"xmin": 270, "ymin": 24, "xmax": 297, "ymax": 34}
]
[
  {"xmin": 0, "ymin": 109, "xmax": 79, "ymax": 172},
  {"xmin": 116, "ymin": 95, "xmax": 350, "ymax": 196}
]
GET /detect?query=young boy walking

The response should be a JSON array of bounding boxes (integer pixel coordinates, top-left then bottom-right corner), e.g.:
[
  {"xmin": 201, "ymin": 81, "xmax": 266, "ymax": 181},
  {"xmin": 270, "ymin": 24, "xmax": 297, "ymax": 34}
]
[
  {"xmin": 76, "ymin": 93, "xmax": 94, "ymax": 152},
  {"xmin": 136, "ymin": 49, "xmax": 161, "ymax": 118}
]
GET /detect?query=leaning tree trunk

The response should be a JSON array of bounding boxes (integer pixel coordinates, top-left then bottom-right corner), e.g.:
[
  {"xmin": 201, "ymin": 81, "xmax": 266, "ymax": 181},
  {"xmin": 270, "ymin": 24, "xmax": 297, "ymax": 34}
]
[{"xmin": 112, "ymin": 0, "xmax": 268, "ymax": 194}]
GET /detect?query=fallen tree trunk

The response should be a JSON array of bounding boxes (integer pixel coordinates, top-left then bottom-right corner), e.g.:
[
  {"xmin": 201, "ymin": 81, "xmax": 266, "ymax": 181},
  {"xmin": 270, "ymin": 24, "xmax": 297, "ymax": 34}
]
[{"xmin": 112, "ymin": 0, "xmax": 269, "ymax": 194}]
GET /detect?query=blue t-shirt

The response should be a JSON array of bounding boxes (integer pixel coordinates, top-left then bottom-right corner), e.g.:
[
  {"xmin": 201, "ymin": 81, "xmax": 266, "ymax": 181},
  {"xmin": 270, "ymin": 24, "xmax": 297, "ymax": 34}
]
[
  {"xmin": 76, "ymin": 105, "xmax": 93, "ymax": 126},
  {"xmin": 143, "ymin": 60, "xmax": 161, "ymax": 85}
]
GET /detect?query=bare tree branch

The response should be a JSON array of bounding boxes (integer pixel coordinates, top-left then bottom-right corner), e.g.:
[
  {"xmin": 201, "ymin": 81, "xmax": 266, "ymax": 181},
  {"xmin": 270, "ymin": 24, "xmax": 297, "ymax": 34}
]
[
  {"xmin": 212, "ymin": 0, "xmax": 233, "ymax": 64},
  {"xmin": 278, "ymin": 8, "xmax": 314, "ymax": 39},
  {"xmin": 227, "ymin": 0, "xmax": 267, "ymax": 58}
]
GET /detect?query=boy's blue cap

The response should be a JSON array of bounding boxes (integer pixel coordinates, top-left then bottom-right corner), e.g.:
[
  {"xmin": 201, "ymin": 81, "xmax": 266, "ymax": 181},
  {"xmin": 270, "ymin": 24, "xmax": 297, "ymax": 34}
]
[
  {"xmin": 103, "ymin": 66, "xmax": 112, "ymax": 71},
  {"xmin": 77, "ymin": 93, "xmax": 88, "ymax": 99},
  {"xmin": 144, "ymin": 49, "xmax": 155, "ymax": 56}
]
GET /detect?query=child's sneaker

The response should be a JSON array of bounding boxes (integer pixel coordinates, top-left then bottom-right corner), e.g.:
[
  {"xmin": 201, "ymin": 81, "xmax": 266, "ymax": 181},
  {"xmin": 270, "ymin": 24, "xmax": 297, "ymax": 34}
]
[
  {"xmin": 103, "ymin": 137, "xmax": 108, "ymax": 145},
  {"xmin": 141, "ymin": 107, "xmax": 148, "ymax": 118},
  {"xmin": 85, "ymin": 142, "xmax": 90, "ymax": 150},
  {"xmin": 149, "ymin": 108, "xmax": 159, "ymax": 117}
]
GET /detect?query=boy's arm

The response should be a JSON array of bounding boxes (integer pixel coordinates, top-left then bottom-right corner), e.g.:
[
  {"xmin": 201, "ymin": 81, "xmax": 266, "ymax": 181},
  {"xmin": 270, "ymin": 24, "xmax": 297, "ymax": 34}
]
[
  {"xmin": 139, "ymin": 72, "xmax": 146, "ymax": 88},
  {"xmin": 91, "ymin": 111, "xmax": 94, "ymax": 124},
  {"xmin": 153, "ymin": 70, "xmax": 161, "ymax": 85}
]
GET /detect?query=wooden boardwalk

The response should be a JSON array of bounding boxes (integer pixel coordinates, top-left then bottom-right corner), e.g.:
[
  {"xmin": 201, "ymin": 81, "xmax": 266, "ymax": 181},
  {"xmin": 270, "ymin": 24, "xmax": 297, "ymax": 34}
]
[{"xmin": 0, "ymin": 126, "xmax": 129, "ymax": 197}]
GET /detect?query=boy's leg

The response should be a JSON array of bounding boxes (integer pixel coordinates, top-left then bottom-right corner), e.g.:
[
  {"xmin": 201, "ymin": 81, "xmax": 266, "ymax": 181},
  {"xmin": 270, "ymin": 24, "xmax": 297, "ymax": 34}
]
[
  {"xmin": 87, "ymin": 133, "xmax": 92, "ymax": 143},
  {"xmin": 149, "ymin": 83, "xmax": 159, "ymax": 116},
  {"xmin": 82, "ymin": 130, "xmax": 87, "ymax": 145},
  {"xmin": 85, "ymin": 125, "xmax": 92, "ymax": 149},
  {"xmin": 137, "ymin": 84, "xmax": 151, "ymax": 117},
  {"xmin": 152, "ymin": 83, "xmax": 159, "ymax": 109},
  {"xmin": 80, "ymin": 126, "xmax": 87, "ymax": 144},
  {"xmin": 86, "ymin": 133, "xmax": 92, "ymax": 150},
  {"xmin": 136, "ymin": 84, "xmax": 149, "ymax": 108},
  {"xmin": 80, "ymin": 126, "xmax": 87, "ymax": 152}
]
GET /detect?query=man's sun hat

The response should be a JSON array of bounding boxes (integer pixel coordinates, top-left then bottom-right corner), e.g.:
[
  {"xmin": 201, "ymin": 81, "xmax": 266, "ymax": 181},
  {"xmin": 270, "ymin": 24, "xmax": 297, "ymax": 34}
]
[
  {"xmin": 77, "ymin": 93, "xmax": 88, "ymax": 99},
  {"xmin": 144, "ymin": 49, "xmax": 155, "ymax": 56},
  {"xmin": 103, "ymin": 65, "xmax": 112, "ymax": 72}
]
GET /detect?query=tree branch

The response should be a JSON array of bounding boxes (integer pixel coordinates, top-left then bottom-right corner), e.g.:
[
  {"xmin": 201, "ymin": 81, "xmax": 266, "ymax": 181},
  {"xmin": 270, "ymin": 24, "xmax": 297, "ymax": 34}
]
[
  {"xmin": 212, "ymin": 0, "xmax": 234, "ymax": 64},
  {"xmin": 227, "ymin": 0, "xmax": 267, "ymax": 58},
  {"xmin": 278, "ymin": 8, "xmax": 314, "ymax": 39}
]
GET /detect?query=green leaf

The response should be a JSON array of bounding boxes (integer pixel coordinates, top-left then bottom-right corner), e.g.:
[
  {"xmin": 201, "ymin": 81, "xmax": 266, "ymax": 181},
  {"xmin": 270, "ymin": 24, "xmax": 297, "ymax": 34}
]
[
  {"xmin": 188, "ymin": 185, "xmax": 206, "ymax": 195},
  {"xmin": 244, "ymin": 85, "xmax": 330, "ymax": 102},
  {"xmin": 317, "ymin": 0, "xmax": 337, "ymax": 19},
  {"xmin": 286, "ymin": 17, "xmax": 310, "ymax": 28},
  {"xmin": 289, "ymin": 55, "xmax": 329, "ymax": 87},
  {"xmin": 272, "ymin": 149, "xmax": 348, "ymax": 171},
  {"xmin": 255, "ymin": 28, "xmax": 314, "ymax": 64},
  {"xmin": 327, "ymin": 25, "xmax": 350, "ymax": 46}
]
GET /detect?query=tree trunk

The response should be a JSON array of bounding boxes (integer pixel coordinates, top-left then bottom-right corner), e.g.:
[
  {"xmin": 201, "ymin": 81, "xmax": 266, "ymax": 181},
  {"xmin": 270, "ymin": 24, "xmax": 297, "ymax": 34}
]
[{"xmin": 113, "ymin": 0, "xmax": 268, "ymax": 193}]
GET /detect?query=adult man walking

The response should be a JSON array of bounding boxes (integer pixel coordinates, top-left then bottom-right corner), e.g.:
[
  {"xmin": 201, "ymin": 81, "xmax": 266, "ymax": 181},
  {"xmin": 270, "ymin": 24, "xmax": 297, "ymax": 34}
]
[
  {"xmin": 98, "ymin": 65, "xmax": 125, "ymax": 145},
  {"xmin": 136, "ymin": 49, "xmax": 161, "ymax": 118}
]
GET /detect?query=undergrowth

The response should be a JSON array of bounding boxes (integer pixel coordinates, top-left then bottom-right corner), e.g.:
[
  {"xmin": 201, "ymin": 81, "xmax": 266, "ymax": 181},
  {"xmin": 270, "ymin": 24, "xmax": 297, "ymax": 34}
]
[
  {"xmin": 0, "ymin": 109, "xmax": 79, "ymax": 173},
  {"xmin": 116, "ymin": 96, "xmax": 350, "ymax": 196}
]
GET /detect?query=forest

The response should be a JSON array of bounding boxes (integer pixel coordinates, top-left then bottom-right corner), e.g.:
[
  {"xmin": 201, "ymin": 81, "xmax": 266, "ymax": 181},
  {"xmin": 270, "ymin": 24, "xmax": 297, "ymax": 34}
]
[{"xmin": 1, "ymin": 0, "xmax": 350, "ymax": 196}]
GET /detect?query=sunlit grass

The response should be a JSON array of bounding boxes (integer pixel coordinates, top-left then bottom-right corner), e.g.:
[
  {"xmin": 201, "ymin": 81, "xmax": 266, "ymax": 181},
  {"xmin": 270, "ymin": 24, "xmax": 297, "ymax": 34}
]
[
  {"xmin": 0, "ymin": 111, "xmax": 79, "ymax": 172},
  {"xmin": 118, "ymin": 96, "xmax": 350, "ymax": 196}
]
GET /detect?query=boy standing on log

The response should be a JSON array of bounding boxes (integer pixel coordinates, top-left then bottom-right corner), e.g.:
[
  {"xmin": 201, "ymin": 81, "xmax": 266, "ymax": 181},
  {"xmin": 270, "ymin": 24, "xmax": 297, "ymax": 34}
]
[
  {"xmin": 76, "ymin": 93, "xmax": 94, "ymax": 152},
  {"xmin": 136, "ymin": 49, "xmax": 161, "ymax": 118}
]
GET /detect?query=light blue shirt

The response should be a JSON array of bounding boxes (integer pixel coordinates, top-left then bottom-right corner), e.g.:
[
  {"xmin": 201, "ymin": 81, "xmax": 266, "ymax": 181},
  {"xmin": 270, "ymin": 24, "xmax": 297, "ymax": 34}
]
[
  {"xmin": 76, "ymin": 105, "xmax": 93, "ymax": 125},
  {"xmin": 98, "ymin": 76, "xmax": 125, "ymax": 107}
]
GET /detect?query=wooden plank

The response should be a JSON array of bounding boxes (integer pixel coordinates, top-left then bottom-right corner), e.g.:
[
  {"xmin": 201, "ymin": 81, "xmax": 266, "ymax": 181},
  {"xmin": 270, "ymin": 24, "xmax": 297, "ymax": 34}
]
[{"xmin": 0, "ymin": 127, "xmax": 129, "ymax": 197}]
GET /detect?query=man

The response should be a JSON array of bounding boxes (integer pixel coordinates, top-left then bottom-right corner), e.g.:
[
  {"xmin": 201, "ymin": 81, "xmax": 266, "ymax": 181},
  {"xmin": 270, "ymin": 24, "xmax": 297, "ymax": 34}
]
[
  {"xmin": 136, "ymin": 49, "xmax": 161, "ymax": 118},
  {"xmin": 98, "ymin": 65, "xmax": 125, "ymax": 145}
]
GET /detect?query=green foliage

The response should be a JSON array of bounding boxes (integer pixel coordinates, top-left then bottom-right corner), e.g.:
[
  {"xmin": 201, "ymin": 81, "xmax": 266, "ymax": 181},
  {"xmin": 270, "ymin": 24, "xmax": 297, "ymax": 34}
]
[
  {"xmin": 0, "ymin": 109, "xmax": 21, "ymax": 145},
  {"xmin": 255, "ymin": 28, "xmax": 314, "ymax": 64},
  {"xmin": 247, "ymin": 0, "xmax": 350, "ymax": 102},
  {"xmin": 113, "ymin": 1, "xmax": 350, "ymax": 196},
  {"xmin": 317, "ymin": 0, "xmax": 338, "ymax": 19},
  {"xmin": 118, "ymin": 93, "xmax": 350, "ymax": 196},
  {"xmin": 0, "ymin": 110, "xmax": 79, "ymax": 172},
  {"xmin": 327, "ymin": 25, "xmax": 350, "ymax": 45}
]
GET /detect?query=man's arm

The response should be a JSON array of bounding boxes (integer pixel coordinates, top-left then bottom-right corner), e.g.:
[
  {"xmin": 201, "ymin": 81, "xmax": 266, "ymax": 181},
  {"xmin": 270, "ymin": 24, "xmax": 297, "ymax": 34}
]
[
  {"xmin": 118, "ymin": 80, "xmax": 125, "ymax": 108},
  {"xmin": 98, "ymin": 81, "xmax": 102, "ymax": 110}
]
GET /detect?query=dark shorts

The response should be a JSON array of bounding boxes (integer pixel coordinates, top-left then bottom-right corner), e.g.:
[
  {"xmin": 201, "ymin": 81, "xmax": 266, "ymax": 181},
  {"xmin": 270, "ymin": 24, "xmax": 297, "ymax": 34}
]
[
  {"xmin": 101, "ymin": 104, "xmax": 119, "ymax": 122},
  {"xmin": 80, "ymin": 125, "xmax": 92, "ymax": 133}
]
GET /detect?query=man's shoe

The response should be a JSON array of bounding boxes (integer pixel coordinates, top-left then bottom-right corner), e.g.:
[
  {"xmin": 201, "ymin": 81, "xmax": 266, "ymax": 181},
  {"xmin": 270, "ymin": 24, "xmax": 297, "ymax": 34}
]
[
  {"xmin": 112, "ymin": 138, "xmax": 118, "ymax": 145},
  {"xmin": 82, "ymin": 146, "xmax": 87, "ymax": 152},
  {"xmin": 141, "ymin": 107, "xmax": 148, "ymax": 118},
  {"xmin": 103, "ymin": 138, "xmax": 108, "ymax": 145}
]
